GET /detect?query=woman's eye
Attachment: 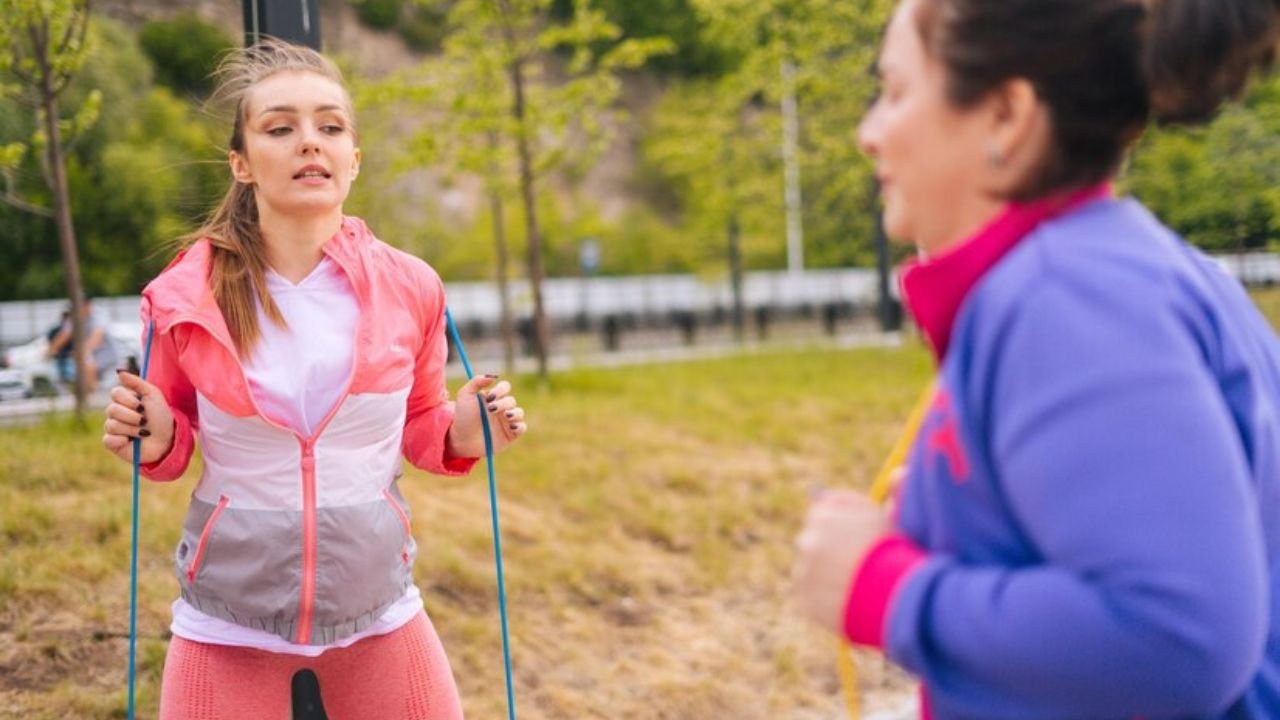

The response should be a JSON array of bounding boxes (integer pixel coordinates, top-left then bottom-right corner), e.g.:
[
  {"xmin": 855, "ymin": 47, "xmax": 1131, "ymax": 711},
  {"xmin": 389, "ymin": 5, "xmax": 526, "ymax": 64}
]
[
  {"xmin": 267, "ymin": 126, "xmax": 292, "ymax": 136},
  {"xmin": 322, "ymin": 125, "xmax": 345, "ymax": 134}
]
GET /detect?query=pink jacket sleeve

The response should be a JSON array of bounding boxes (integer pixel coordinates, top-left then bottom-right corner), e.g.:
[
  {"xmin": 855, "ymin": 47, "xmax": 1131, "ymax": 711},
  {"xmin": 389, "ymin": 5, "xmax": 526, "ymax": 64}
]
[
  {"xmin": 401, "ymin": 269, "xmax": 477, "ymax": 476},
  {"xmin": 138, "ymin": 317, "xmax": 199, "ymax": 482}
]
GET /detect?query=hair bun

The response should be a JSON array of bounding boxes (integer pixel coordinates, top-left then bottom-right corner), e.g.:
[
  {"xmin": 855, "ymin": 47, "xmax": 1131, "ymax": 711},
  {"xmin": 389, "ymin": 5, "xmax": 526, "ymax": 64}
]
[{"xmin": 1144, "ymin": 0, "xmax": 1280, "ymax": 125}]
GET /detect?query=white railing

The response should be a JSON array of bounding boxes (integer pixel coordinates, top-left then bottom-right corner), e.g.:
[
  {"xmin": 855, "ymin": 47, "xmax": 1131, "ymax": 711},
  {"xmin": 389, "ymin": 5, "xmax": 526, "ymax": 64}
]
[
  {"xmin": 4, "ymin": 251, "xmax": 1277, "ymax": 348},
  {"xmin": 0, "ymin": 268, "xmax": 885, "ymax": 348}
]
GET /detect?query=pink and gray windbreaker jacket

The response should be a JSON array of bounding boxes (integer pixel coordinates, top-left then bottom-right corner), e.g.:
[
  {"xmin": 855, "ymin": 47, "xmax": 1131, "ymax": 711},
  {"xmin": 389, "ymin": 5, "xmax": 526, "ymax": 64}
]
[{"xmin": 139, "ymin": 217, "xmax": 476, "ymax": 646}]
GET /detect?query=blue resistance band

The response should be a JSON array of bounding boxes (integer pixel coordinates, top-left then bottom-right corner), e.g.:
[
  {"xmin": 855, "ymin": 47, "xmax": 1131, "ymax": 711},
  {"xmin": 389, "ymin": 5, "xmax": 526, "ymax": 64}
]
[
  {"xmin": 445, "ymin": 307, "xmax": 518, "ymax": 720},
  {"xmin": 128, "ymin": 319, "xmax": 155, "ymax": 720}
]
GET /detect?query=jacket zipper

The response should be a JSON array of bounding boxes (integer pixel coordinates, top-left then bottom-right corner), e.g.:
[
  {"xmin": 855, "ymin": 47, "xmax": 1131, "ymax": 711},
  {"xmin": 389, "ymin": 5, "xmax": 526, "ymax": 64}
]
[
  {"xmin": 186, "ymin": 494, "xmax": 231, "ymax": 583},
  {"xmin": 383, "ymin": 488, "xmax": 413, "ymax": 564},
  {"xmin": 165, "ymin": 252, "xmax": 369, "ymax": 645}
]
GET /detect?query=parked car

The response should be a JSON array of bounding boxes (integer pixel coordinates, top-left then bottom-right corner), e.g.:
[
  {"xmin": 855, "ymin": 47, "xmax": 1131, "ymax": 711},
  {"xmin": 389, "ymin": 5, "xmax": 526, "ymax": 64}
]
[{"xmin": 0, "ymin": 320, "xmax": 139, "ymax": 401}]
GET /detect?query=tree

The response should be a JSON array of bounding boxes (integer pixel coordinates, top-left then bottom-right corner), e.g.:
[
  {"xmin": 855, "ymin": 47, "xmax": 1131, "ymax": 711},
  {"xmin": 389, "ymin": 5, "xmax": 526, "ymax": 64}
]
[
  {"xmin": 1125, "ymin": 73, "xmax": 1280, "ymax": 252},
  {"xmin": 379, "ymin": 0, "xmax": 670, "ymax": 378},
  {"xmin": 644, "ymin": 0, "xmax": 892, "ymax": 293},
  {"xmin": 1, "ymin": 0, "xmax": 97, "ymax": 419},
  {"xmin": 0, "ymin": 18, "xmax": 225, "ymax": 301}
]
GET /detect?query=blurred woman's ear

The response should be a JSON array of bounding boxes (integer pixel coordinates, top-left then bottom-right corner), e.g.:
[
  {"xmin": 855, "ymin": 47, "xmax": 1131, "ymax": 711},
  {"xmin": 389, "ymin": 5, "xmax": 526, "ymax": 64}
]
[{"xmin": 978, "ymin": 78, "xmax": 1052, "ymax": 198}]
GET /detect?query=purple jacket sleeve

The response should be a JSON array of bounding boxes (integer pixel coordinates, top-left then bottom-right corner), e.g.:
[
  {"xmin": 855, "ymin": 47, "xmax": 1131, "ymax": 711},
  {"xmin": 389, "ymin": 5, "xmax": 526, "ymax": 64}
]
[{"xmin": 885, "ymin": 279, "xmax": 1268, "ymax": 717}]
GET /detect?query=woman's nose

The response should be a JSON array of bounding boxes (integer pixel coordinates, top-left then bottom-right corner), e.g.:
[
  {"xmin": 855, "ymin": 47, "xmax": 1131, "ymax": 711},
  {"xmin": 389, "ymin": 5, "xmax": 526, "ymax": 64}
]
[{"xmin": 857, "ymin": 100, "xmax": 883, "ymax": 159}]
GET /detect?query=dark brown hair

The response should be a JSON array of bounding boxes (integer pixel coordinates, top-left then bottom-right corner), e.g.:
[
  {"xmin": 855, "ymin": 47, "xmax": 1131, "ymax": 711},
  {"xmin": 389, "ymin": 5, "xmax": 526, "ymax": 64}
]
[
  {"xmin": 913, "ymin": 0, "xmax": 1280, "ymax": 199},
  {"xmin": 190, "ymin": 39, "xmax": 354, "ymax": 355}
]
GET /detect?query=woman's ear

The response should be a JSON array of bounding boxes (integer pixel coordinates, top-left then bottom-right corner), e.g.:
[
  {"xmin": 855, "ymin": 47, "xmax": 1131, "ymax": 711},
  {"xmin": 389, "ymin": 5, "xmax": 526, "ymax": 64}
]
[
  {"xmin": 980, "ymin": 78, "xmax": 1052, "ymax": 196},
  {"xmin": 229, "ymin": 150, "xmax": 253, "ymax": 184}
]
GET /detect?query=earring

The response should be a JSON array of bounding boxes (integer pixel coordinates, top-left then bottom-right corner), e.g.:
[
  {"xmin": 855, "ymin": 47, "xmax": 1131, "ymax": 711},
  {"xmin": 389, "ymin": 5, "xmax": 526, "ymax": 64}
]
[{"xmin": 987, "ymin": 146, "xmax": 1005, "ymax": 169}]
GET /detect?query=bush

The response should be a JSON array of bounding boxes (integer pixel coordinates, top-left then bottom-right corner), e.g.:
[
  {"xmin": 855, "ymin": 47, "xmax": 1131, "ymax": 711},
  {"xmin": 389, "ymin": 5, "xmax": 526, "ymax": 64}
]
[
  {"xmin": 399, "ymin": 5, "xmax": 449, "ymax": 52},
  {"xmin": 355, "ymin": 0, "xmax": 403, "ymax": 30},
  {"xmin": 138, "ymin": 14, "xmax": 234, "ymax": 96}
]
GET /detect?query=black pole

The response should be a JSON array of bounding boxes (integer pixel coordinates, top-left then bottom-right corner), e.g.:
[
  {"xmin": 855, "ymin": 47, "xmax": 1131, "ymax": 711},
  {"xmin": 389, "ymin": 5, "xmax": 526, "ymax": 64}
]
[
  {"xmin": 244, "ymin": 0, "xmax": 322, "ymax": 49},
  {"xmin": 871, "ymin": 177, "xmax": 901, "ymax": 332}
]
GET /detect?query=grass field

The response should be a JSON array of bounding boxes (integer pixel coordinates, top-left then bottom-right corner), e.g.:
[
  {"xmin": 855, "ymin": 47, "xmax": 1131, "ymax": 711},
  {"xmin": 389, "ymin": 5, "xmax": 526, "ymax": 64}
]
[{"xmin": 1, "ymin": 288, "xmax": 1276, "ymax": 719}]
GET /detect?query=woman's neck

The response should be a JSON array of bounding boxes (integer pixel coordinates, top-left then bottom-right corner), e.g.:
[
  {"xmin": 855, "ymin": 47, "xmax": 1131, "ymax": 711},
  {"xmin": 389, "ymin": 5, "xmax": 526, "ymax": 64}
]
[
  {"xmin": 914, "ymin": 194, "xmax": 1005, "ymax": 259},
  {"xmin": 258, "ymin": 207, "xmax": 343, "ymax": 284}
]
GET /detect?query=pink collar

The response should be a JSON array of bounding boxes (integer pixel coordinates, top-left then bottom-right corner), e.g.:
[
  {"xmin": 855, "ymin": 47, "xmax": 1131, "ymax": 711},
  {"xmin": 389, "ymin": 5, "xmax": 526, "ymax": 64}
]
[{"xmin": 900, "ymin": 184, "xmax": 1111, "ymax": 360}]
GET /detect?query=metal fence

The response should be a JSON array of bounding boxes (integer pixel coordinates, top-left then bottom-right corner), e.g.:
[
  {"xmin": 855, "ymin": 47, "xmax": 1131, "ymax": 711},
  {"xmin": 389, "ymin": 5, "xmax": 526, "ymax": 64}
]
[
  {"xmin": 3, "ymin": 251, "xmax": 1277, "ymax": 349},
  {"xmin": 1, "ymin": 268, "xmax": 885, "ymax": 349}
]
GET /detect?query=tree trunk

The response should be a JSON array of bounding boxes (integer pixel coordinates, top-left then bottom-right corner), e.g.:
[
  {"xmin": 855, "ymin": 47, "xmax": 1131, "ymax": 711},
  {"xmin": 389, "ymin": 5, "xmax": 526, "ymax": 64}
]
[
  {"xmin": 510, "ymin": 56, "xmax": 549, "ymax": 379},
  {"xmin": 488, "ymin": 134, "xmax": 516, "ymax": 375},
  {"xmin": 728, "ymin": 212, "xmax": 745, "ymax": 343},
  {"xmin": 36, "ymin": 24, "xmax": 89, "ymax": 420}
]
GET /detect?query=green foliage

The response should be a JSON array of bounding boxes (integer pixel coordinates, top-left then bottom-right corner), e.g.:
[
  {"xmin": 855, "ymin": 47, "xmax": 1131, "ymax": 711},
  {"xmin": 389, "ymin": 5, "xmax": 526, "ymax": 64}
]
[
  {"xmin": 552, "ymin": 0, "xmax": 739, "ymax": 77},
  {"xmin": 1124, "ymin": 73, "xmax": 1280, "ymax": 252},
  {"xmin": 400, "ymin": 2, "xmax": 450, "ymax": 51},
  {"xmin": 0, "ymin": 18, "xmax": 223, "ymax": 300},
  {"xmin": 138, "ymin": 14, "xmax": 234, "ymax": 96},
  {"xmin": 355, "ymin": 0, "xmax": 404, "ymax": 29},
  {"xmin": 643, "ymin": 0, "xmax": 892, "ymax": 271}
]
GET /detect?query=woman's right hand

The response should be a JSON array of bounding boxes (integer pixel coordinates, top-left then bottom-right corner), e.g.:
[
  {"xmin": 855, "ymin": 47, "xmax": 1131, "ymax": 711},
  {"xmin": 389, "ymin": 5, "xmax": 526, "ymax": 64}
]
[{"xmin": 102, "ymin": 370, "xmax": 176, "ymax": 465}]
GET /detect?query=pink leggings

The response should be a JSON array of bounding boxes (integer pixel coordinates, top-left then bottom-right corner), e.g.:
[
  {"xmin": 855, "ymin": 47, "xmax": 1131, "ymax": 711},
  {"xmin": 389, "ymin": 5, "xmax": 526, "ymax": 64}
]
[{"xmin": 159, "ymin": 611, "xmax": 464, "ymax": 719}]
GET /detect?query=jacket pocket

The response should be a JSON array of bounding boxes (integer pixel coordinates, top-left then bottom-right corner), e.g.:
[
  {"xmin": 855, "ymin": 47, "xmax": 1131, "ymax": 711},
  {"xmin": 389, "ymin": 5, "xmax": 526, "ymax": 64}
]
[
  {"xmin": 382, "ymin": 488, "xmax": 413, "ymax": 565},
  {"xmin": 186, "ymin": 495, "xmax": 230, "ymax": 584}
]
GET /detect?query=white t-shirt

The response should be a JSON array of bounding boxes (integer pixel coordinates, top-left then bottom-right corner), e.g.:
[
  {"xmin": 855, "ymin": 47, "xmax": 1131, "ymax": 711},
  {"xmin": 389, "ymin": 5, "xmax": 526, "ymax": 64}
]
[{"xmin": 170, "ymin": 256, "xmax": 422, "ymax": 654}]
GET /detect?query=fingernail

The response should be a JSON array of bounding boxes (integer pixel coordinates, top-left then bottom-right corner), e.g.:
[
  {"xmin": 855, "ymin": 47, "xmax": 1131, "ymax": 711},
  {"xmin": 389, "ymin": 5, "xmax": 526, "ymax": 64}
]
[
  {"xmin": 136, "ymin": 404, "xmax": 144, "ymax": 413},
  {"xmin": 135, "ymin": 393, "xmax": 143, "ymax": 402},
  {"xmin": 485, "ymin": 393, "xmax": 496, "ymax": 402},
  {"xmin": 509, "ymin": 423, "xmax": 519, "ymax": 431},
  {"xmin": 140, "ymin": 417, "xmax": 148, "ymax": 427},
  {"xmin": 488, "ymin": 404, "xmax": 498, "ymax": 413},
  {"xmin": 139, "ymin": 429, "xmax": 151, "ymax": 438},
  {"xmin": 505, "ymin": 411, "xmax": 514, "ymax": 419},
  {"xmin": 485, "ymin": 373, "xmax": 499, "ymax": 379},
  {"xmin": 115, "ymin": 368, "xmax": 126, "ymax": 374}
]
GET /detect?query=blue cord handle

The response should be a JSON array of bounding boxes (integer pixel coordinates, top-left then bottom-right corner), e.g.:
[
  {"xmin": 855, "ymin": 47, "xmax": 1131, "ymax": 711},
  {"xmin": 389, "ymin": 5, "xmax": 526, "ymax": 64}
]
[
  {"xmin": 445, "ymin": 307, "xmax": 517, "ymax": 720},
  {"xmin": 128, "ymin": 320, "xmax": 155, "ymax": 720}
]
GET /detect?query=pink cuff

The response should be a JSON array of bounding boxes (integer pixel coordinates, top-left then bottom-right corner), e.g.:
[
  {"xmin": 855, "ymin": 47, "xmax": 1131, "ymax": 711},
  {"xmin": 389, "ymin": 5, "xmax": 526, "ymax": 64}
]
[
  {"xmin": 141, "ymin": 411, "xmax": 194, "ymax": 482},
  {"xmin": 440, "ymin": 445, "xmax": 480, "ymax": 475},
  {"xmin": 843, "ymin": 533, "xmax": 928, "ymax": 648}
]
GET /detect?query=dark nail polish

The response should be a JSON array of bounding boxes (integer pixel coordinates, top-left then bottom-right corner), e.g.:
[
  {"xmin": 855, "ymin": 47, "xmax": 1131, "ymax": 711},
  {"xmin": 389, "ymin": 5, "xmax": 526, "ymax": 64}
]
[
  {"xmin": 505, "ymin": 411, "xmax": 514, "ymax": 419},
  {"xmin": 135, "ymin": 393, "xmax": 143, "ymax": 402},
  {"xmin": 140, "ymin": 417, "xmax": 148, "ymax": 427},
  {"xmin": 116, "ymin": 368, "xmax": 126, "ymax": 374},
  {"xmin": 139, "ymin": 429, "xmax": 151, "ymax": 438},
  {"xmin": 136, "ymin": 404, "xmax": 144, "ymax": 413},
  {"xmin": 509, "ymin": 423, "xmax": 519, "ymax": 431},
  {"xmin": 488, "ymin": 404, "xmax": 498, "ymax": 413},
  {"xmin": 485, "ymin": 373, "xmax": 499, "ymax": 379},
  {"xmin": 485, "ymin": 393, "xmax": 496, "ymax": 403}
]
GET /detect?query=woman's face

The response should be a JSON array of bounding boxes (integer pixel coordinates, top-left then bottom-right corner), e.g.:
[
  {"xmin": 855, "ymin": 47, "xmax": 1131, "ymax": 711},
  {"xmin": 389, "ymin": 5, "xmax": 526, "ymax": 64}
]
[
  {"xmin": 230, "ymin": 70, "xmax": 360, "ymax": 220},
  {"xmin": 858, "ymin": 0, "xmax": 1002, "ymax": 254}
]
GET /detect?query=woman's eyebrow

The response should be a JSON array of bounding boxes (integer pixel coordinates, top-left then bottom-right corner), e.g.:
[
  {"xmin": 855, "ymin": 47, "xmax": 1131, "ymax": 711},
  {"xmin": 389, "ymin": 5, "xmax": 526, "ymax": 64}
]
[{"xmin": 258, "ymin": 103, "xmax": 346, "ymax": 116}]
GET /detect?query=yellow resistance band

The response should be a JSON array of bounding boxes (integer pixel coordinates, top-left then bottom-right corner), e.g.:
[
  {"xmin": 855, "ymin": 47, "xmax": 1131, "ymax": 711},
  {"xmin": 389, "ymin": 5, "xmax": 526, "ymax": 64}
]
[{"xmin": 839, "ymin": 381, "xmax": 935, "ymax": 719}]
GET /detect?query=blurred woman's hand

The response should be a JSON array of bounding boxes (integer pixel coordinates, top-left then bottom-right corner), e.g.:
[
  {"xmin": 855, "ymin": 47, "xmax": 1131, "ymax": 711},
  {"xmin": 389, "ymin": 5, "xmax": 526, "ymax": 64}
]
[{"xmin": 791, "ymin": 489, "xmax": 891, "ymax": 635}]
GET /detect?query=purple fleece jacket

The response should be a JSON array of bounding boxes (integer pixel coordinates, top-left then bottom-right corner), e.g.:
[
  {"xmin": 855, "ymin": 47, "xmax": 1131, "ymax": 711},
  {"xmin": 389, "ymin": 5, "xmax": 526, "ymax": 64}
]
[{"xmin": 846, "ymin": 194, "xmax": 1280, "ymax": 719}]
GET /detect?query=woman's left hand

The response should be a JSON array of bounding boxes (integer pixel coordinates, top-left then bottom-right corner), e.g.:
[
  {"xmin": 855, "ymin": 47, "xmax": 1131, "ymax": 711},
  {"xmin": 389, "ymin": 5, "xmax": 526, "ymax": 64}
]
[
  {"xmin": 791, "ymin": 489, "xmax": 890, "ymax": 635},
  {"xmin": 447, "ymin": 374, "xmax": 528, "ymax": 458}
]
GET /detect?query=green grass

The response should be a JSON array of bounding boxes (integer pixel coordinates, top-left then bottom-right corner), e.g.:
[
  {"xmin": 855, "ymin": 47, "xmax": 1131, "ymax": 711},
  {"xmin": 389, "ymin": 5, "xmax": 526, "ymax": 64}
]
[
  {"xmin": 0, "ymin": 344, "xmax": 931, "ymax": 719},
  {"xmin": 0, "ymin": 290, "xmax": 1274, "ymax": 719}
]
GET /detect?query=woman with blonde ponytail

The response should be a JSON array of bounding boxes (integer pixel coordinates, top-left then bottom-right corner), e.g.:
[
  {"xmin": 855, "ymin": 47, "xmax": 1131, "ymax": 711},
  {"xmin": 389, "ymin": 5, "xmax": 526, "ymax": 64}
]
[
  {"xmin": 100, "ymin": 39, "xmax": 526, "ymax": 719},
  {"xmin": 790, "ymin": 0, "xmax": 1280, "ymax": 717}
]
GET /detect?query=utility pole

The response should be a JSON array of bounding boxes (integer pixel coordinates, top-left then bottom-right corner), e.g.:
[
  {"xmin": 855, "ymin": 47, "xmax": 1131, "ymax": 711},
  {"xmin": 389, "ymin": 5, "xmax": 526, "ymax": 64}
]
[{"xmin": 243, "ymin": 0, "xmax": 322, "ymax": 49}]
